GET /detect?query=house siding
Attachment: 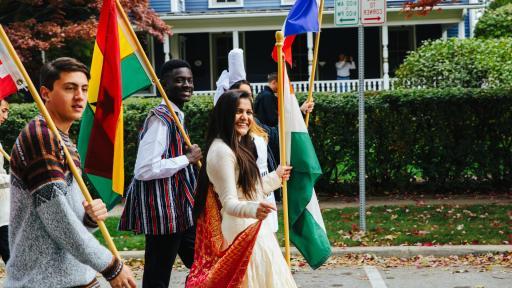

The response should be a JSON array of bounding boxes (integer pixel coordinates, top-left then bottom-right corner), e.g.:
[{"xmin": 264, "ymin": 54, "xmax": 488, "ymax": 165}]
[
  {"xmin": 150, "ymin": 0, "xmax": 171, "ymax": 13},
  {"xmin": 153, "ymin": 0, "xmax": 470, "ymax": 13}
]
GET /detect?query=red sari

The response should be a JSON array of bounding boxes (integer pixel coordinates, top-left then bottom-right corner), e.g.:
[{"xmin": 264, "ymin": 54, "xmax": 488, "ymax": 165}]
[{"xmin": 186, "ymin": 185, "xmax": 262, "ymax": 288}]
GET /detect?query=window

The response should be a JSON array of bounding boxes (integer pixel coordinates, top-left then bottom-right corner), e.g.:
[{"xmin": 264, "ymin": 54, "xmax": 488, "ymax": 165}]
[
  {"xmin": 208, "ymin": 0, "xmax": 243, "ymax": 8},
  {"xmin": 281, "ymin": 0, "xmax": 295, "ymax": 5}
]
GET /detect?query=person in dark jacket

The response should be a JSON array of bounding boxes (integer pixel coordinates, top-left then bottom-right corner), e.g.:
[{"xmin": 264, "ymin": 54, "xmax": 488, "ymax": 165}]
[{"xmin": 254, "ymin": 72, "xmax": 314, "ymax": 128}]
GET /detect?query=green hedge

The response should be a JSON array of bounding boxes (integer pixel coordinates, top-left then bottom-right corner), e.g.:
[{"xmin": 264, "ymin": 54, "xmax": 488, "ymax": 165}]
[
  {"xmin": 395, "ymin": 38, "xmax": 512, "ymax": 89},
  {"xmin": 474, "ymin": 4, "xmax": 512, "ymax": 39},
  {"xmin": 305, "ymin": 88, "xmax": 512, "ymax": 194},
  {"xmin": 1, "ymin": 88, "xmax": 512, "ymax": 196},
  {"xmin": 0, "ymin": 97, "xmax": 213, "ymax": 192}
]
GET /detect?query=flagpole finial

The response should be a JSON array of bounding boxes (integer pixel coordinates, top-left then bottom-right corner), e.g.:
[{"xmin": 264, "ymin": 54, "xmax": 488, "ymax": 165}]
[{"xmin": 276, "ymin": 31, "xmax": 284, "ymax": 45}]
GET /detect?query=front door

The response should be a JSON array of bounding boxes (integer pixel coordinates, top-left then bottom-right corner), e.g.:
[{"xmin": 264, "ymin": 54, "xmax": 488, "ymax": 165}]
[{"xmin": 388, "ymin": 26, "xmax": 415, "ymax": 76}]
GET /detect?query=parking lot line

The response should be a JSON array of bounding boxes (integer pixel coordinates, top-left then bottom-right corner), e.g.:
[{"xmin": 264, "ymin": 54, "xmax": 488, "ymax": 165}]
[{"xmin": 364, "ymin": 265, "xmax": 388, "ymax": 288}]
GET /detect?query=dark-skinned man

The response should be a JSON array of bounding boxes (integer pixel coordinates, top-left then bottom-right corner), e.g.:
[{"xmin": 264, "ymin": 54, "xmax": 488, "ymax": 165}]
[{"xmin": 119, "ymin": 59, "xmax": 202, "ymax": 288}]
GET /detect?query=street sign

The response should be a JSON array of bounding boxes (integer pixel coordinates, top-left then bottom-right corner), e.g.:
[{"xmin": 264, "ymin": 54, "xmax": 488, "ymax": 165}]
[
  {"xmin": 360, "ymin": 0, "xmax": 386, "ymax": 25},
  {"xmin": 335, "ymin": 0, "xmax": 359, "ymax": 27}
]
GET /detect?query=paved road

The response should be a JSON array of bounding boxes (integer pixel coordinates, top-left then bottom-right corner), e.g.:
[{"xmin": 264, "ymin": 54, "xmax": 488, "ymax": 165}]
[
  {"xmin": 92, "ymin": 265, "xmax": 512, "ymax": 288},
  {"xmin": 1, "ymin": 265, "xmax": 509, "ymax": 287}
]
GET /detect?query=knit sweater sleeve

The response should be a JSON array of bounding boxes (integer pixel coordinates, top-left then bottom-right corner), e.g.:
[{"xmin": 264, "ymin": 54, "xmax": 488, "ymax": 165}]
[
  {"xmin": 260, "ymin": 171, "xmax": 282, "ymax": 197},
  {"xmin": 11, "ymin": 119, "xmax": 113, "ymax": 272},
  {"xmin": 34, "ymin": 182, "xmax": 113, "ymax": 272},
  {"xmin": 207, "ymin": 140, "xmax": 259, "ymax": 219},
  {"xmin": 0, "ymin": 143, "xmax": 8, "ymax": 190}
]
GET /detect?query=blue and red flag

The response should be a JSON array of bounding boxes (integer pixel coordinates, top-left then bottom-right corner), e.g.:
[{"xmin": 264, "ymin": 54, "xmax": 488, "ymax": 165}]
[
  {"xmin": 283, "ymin": 0, "xmax": 319, "ymax": 36},
  {"xmin": 272, "ymin": 0, "xmax": 319, "ymax": 66}
]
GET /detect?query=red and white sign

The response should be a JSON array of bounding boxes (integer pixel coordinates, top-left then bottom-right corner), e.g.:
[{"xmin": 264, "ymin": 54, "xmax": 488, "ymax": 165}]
[{"xmin": 360, "ymin": 0, "xmax": 386, "ymax": 25}]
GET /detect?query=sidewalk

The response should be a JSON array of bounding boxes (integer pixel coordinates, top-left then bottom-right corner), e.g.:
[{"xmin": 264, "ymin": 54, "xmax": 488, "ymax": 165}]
[
  {"xmin": 110, "ymin": 193, "xmax": 512, "ymax": 216},
  {"xmin": 118, "ymin": 245, "xmax": 511, "ymax": 260}
]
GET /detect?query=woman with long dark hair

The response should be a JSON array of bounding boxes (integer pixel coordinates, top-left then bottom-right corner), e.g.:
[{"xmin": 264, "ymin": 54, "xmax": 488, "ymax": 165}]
[
  {"xmin": 230, "ymin": 79, "xmax": 280, "ymax": 233},
  {"xmin": 188, "ymin": 90, "xmax": 297, "ymax": 287}
]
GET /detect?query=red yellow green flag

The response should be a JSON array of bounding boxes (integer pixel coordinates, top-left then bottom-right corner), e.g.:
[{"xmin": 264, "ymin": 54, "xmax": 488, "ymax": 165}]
[{"xmin": 78, "ymin": 0, "xmax": 152, "ymax": 209}]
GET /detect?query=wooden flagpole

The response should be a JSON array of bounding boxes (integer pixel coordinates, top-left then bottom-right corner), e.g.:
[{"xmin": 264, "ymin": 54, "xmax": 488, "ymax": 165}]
[
  {"xmin": 276, "ymin": 31, "xmax": 291, "ymax": 267},
  {"xmin": 0, "ymin": 25, "xmax": 120, "ymax": 259},
  {"xmin": 304, "ymin": 0, "xmax": 325, "ymax": 128},
  {"xmin": 0, "ymin": 145, "xmax": 9, "ymax": 162},
  {"xmin": 115, "ymin": 0, "xmax": 201, "ymax": 168}
]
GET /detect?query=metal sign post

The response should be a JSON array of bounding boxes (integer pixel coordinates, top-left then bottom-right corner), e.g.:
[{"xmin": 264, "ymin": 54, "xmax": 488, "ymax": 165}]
[
  {"xmin": 335, "ymin": 0, "xmax": 386, "ymax": 232},
  {"xmin": 357, "ymin": 22, "xmax": 366, "ymax": 232}
]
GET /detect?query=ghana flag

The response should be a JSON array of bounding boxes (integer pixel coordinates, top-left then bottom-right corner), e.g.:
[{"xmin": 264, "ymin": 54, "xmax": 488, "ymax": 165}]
[{"xmin": 78, "ymin": 0, "xmax": 152, "ymax": 209}]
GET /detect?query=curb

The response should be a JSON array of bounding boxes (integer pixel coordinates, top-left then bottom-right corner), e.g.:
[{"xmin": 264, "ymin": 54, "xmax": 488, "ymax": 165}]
[
  {"xmin": 1, "ymin": 245, "xmax": 507, "ymax": 268},
  {"xmin": 118, "ymin": 245, "xmax": 511, "ymax": 260},
  {"xmin": 325, "ymin": 245, "xmax": 511, "ymax": 257}
]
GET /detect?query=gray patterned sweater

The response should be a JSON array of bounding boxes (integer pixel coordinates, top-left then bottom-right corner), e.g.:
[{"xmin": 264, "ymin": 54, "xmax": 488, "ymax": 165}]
[{"xmin": 5, "ymin": 117, "xmax": 113, "ymax": 287}]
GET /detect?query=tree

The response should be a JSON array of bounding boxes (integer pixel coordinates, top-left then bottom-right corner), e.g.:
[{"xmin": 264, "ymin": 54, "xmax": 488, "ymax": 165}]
[
  {"xmin": 395, "ymin": 38, "xmax": 512, "ymax": 89},
  {"xmin": 0, "ymin": 0, "xmax": 171, "ymax": 62},
  {"xmin": 488, "ymin": 0, "xmax": 512, "ymax": 10},
  {"xmin": 402, "ymin": 0, "xmax": 444, "ymax": 17},
  {"xmin": 401, "ymin": 0, "xmax": 464, "ymax": 17},
  {"xmin": 474, "ymin": 4, "xmax": 512, "ymax": 39}
]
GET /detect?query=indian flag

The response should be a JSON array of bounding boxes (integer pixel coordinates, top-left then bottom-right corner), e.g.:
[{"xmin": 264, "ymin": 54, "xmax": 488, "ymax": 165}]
[
  {"xmin": 283, "ymin": 66, "xmax": 331, "ymax": 269},
  {"xmin": 78, "ymin": 0, "xmax": 152, "ymax": 209}
]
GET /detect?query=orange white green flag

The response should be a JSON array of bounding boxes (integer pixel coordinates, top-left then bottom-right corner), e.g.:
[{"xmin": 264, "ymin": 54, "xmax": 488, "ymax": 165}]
[
  {"xmin": 282, "ymin": 62, "xmax": 331, "ymax": 269},
  {"xmin": 78, "ymin": 0, "xmax": 152, "ymax": 209}
]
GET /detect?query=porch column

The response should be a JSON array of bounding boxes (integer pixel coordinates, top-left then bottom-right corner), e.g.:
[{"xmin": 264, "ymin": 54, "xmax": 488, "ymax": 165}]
[
  {"xmin": 232, "ymin": 31, "xmax": 239, "ymax": 49},
  {"xmin": 382, "ymin": 25, "xmax": 390, "ymax": 90},
  {"xmin": 458, "ymin": 10, "xmax": 466, "ymax": 39},
  {"xmin": 163, "ymin": 34, "xmax": 170, "ymax": 62},
  {"xmin": 469, "ymin": 0, "xmax": 479, "ymax": 38},
  {"xmin": 171, "ymin": 0, "xmax": 179, "ymax": 12},
  {"xmin": 170, "ymin": 34, "xmax": 180, "ymax": 59},
  {"xmin": 442, "ymin": 25, "xmax": 448, "ymax": 40},
  {"xmin": 307, "ymin": 32, "xmax": 314, "ymax": 79}
]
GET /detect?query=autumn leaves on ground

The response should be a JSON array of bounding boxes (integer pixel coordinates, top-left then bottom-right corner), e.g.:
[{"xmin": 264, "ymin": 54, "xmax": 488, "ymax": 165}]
[{"xmin": 94, "ymin": 204, "xmax": 512, "ymax": 251}]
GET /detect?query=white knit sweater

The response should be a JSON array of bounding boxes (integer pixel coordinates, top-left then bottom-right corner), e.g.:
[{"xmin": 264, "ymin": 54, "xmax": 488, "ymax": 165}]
[{"xmin": 0, "ymin": 143, "xmax": 9, "ymax": 227}]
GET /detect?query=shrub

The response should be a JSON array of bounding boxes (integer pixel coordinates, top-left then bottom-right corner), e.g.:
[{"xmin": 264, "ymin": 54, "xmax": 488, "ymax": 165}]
[
  {"xmin": 474, "ymin": 4, "xmax": 512, "ymax": 39},
  {"xmin": 2, "ymin": 88, "xmax": 512, "ymax": 196},
  {"xmin": 488, "ymin": 0, "xmax": 512, "ymax": 10},
  {"xmin": 395, "ymin": 38, "xmax": 512, "ymax": 89}
]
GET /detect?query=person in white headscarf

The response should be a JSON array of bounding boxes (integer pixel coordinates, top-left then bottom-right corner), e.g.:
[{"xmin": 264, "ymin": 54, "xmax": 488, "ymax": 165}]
[{"xmin": 213, "ymin": 48, "xmax": 247, "ymax": 105}]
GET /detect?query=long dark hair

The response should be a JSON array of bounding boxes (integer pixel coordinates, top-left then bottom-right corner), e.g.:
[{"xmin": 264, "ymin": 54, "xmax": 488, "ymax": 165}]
[{"xmin": 193, "ymin": 90, "xmax": 261, "ymax": 219}]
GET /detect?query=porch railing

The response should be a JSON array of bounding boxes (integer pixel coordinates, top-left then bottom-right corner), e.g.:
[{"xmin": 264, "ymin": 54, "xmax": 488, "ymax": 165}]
[{"xmin": 193, "ymin": 78, "xmax": 396, "ymax": 96}]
